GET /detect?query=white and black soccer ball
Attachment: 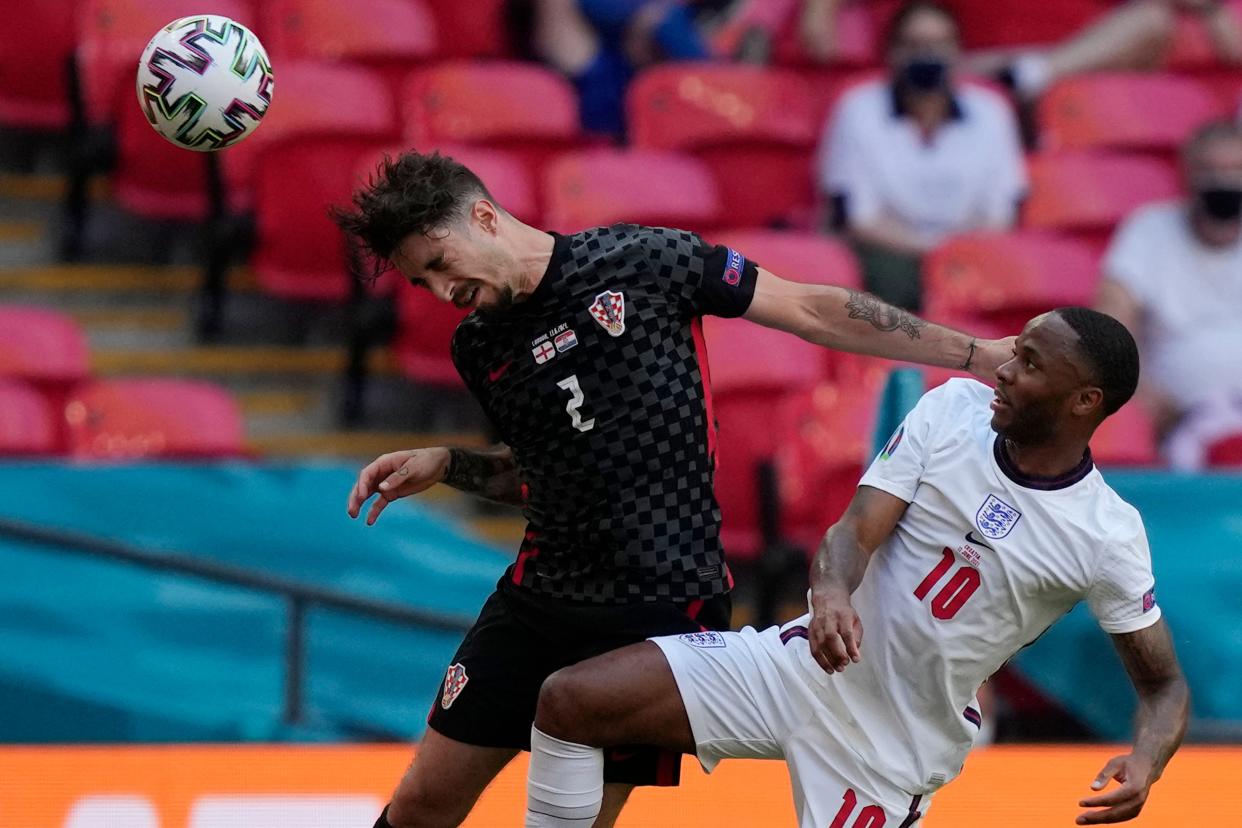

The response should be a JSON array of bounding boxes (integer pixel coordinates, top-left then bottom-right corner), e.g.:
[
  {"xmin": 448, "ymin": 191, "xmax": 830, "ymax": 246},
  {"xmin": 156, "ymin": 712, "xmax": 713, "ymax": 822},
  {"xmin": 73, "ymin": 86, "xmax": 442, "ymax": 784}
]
[{"xmin": 136, "ymin": 15, "xmax": 273, "ymax": 152}]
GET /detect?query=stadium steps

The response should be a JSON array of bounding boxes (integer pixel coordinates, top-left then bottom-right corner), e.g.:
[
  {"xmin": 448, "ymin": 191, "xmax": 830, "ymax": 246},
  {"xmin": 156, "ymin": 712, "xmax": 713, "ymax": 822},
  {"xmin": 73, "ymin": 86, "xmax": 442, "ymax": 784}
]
[
  {"xmin": 90, "ymin": 344, "xmax": 398, "ymax": 377},
  {"xmin": 0, "ymin": 172, "xmax": 107, "ymax": 202},
  {"xmin": 1, "ymin": 264, "xmax": 257, "ymax": 295}
]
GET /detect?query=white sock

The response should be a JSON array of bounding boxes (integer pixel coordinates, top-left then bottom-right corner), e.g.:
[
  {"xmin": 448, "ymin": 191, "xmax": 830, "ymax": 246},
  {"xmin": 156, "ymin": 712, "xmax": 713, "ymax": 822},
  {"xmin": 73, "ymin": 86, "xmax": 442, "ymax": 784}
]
[{"xmin": 525, "ymin": 726, "xmax": 604, "ymax": 827}]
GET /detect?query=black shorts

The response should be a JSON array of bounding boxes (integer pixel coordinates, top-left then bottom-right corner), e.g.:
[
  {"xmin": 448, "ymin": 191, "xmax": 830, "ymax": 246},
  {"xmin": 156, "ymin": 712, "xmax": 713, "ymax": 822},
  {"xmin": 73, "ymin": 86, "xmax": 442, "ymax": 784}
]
[{"xmin": 426, "ymin": 577, "xmax": 731, "ymax": 787}]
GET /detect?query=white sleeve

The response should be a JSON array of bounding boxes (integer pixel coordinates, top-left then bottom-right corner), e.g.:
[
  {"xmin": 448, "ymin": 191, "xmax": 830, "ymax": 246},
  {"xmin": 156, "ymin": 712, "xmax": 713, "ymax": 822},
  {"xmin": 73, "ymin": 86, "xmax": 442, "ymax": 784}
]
[
  {"xmin": 1086, "ymin": 516, "xmax": 1161, "ymax": 634},
  {"xmin": 1102, "ymin": 212, "xmax": 1156, "ymax": 307},
  {"xmin": 820, "ymin": 94, "xmax": 882, "ymax": 226},
  {"xmin": 857, "ymin": 384, "xmax": 951, "ymax": 503},
  {"xmin": 982, "ymin": 104, "xmax": 1028, "ymax": 228}
]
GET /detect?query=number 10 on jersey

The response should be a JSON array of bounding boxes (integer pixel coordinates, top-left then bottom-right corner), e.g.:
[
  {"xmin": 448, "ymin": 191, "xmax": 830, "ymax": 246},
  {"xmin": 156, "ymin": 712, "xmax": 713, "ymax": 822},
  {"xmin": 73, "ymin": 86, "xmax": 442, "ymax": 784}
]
[
  {"xmin": 557, "ymin": 375, "xmax": 595, "ymax": 432},
  {"xmin": 913, "ymin": 548, "xmax": 981, "ymax": 620}
]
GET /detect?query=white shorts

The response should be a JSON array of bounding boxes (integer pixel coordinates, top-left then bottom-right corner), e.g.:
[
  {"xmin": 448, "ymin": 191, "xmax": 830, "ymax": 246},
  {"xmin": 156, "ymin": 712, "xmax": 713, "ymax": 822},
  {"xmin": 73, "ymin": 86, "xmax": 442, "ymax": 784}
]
[{"xmin": 651, "ymin": 619, "xmax": 928, "ymax": 828}]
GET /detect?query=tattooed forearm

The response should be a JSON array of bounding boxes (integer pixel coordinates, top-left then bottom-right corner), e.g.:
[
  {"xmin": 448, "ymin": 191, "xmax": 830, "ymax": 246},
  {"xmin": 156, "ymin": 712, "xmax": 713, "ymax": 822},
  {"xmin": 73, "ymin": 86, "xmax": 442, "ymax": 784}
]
[
  {"xmin": 443, "ymin": 447, "xmax": 524, "ymax": 505},
  {"xmin": 844, "ymin": 290, "xmax": 927, "ymax": 339}
]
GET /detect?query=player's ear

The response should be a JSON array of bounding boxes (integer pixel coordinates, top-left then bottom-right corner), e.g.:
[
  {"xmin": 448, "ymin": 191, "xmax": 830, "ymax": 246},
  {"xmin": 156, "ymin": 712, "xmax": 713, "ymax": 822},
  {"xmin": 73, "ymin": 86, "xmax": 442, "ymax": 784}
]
[
  {"xmin": 472, "ymin": 198, "xmax": 499, "ymax": 235},
  {"xmin": 1073, "ymin": 386, "xmax": 1105, "ymax": 419}
]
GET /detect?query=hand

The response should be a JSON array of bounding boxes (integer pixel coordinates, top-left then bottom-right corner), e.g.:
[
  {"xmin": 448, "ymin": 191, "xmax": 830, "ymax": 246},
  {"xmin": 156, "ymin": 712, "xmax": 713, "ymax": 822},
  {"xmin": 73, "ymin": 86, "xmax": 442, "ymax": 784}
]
[
  {"xmin": 346, "ymin": 447, "xmax": 451, "ymax": 525},
  {"xmin": 809, "ymin": 585, "xmax": 864, "ymax": 673},
  {"xmin": 1076, "ymin": 753, "xmax": 1156, "ymax": 824},
  {"xmin": 798, "ymin": 7, "xmax": 838, "ymax": 63},
  {"xmin": 969, "ymin": 336, "xmax": 1016, "ymax": 384}
]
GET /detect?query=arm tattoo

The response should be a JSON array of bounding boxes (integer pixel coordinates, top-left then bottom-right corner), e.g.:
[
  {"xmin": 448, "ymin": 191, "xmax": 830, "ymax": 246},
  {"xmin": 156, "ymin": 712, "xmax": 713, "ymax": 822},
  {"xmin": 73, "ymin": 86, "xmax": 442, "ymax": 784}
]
[
  {"xmin": 444, "ymin": 447, "xmax": 523, "ymax": 505},
  {"xmin": 844, "ymin": 289, "xmax": 927, "ymax": 339}
]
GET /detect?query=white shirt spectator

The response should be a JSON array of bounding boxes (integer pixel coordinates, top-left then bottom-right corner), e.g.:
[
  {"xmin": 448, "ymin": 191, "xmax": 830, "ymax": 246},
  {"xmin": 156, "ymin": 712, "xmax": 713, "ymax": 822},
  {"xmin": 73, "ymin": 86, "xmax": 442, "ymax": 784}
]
[
  {"xmin": 1103, "ymin": 200, "xmax": 1242, "ymax": 467},
  {"xmin": 819, "ymin": 79, "xmax": 1027, "ymax": 248}
]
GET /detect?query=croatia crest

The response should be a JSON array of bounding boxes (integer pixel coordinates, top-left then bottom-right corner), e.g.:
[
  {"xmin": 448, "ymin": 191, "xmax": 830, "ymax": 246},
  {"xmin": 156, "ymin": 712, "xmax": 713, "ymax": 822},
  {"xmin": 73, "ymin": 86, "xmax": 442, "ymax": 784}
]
[
  {"xmin": 441, "ymin": 663, "xmax": 469, "ymax": 709},
  {"xmin": 975, "ymin": 494, "xmax": 1022, "ymax": 539},
  {"xmin": 589, "ymin": 290, "xmax": 626, "ymax": 337}
]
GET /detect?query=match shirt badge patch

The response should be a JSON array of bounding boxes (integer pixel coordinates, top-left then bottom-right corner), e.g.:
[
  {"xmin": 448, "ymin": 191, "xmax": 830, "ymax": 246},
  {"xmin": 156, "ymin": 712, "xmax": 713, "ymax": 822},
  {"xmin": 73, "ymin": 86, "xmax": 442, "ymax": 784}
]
[
  {"xmin": 441, "ymin": 663, "xmax": 468, "ymax": 709},
  {"xmin": 531, "ymin": 335, "xmax": 556, "ymax": 365},
  {"xmin": 679, "ymin": 631, "xmax": 726, "ymax": 649},
  {"xmin": 976, "ymin": 494, "xmax": 1022, "ymax": 539},
  {"xmin": 548, "ymin": 321, "xmax": 578, "ymax": 353},
  {"xmin": 723, "ymin": 247, "xmax": 746, "ymax": 286},
  {"xmin": 880, "ymin": 425, "xmax": 905, "ymax": 460},
  {"xmin": 588, "ymin": 290, "xmax": 626, "ymax": 337},
  {"xmin": 1142, "ymin": 588, "xmax": 1157, "ymax": 613}
]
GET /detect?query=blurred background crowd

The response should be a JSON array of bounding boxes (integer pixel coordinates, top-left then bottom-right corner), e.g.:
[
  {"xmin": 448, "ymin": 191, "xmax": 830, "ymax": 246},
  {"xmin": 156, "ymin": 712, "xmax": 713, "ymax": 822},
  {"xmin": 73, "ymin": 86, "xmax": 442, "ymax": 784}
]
[{"xmin": 1, "ymin": 0, "xmax": 1240, "ymax": 775}]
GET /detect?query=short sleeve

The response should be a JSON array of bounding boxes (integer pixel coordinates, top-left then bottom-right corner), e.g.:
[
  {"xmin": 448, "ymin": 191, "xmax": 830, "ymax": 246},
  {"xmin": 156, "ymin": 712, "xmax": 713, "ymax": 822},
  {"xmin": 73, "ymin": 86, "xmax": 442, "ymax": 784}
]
[
  {"xmin": 642, "ymin": 227, "xmax": 758, "ymax": 318},
  {"xmin": 1086, "ymin": 517, "xmax": 1161, "ymax": 634},
  {"xmin": 857, "ymin": 382, "xmax": 954, "ymax": 503},
  {"xmin": 1102, "ymin": 210, "xmax": 1157, "ymax": 307},
  {"xmin": 819, "ymin": 92, "xmax": 883, "ymax": 227}
]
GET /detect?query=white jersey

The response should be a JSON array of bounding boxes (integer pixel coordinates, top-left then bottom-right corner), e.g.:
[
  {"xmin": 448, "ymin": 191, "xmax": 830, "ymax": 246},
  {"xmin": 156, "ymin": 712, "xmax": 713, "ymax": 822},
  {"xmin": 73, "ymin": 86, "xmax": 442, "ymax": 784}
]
[{"xmin": 790, "ymin": 379, "xmax": 1160, "ymax": 794}]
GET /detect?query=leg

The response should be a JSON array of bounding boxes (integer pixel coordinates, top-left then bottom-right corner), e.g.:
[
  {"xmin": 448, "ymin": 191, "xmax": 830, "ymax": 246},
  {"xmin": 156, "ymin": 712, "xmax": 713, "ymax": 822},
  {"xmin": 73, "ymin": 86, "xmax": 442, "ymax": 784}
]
[
  {"xmin": 536, "ymin": 641, "xmax": 694, "ymax": 750},
  {"xmin": 593, "ymin": 785, "xmax": 633, "ymax": 828},
  {"xmin": 384, "ymin": 727, "xmax": 519, "ymax": 828}
]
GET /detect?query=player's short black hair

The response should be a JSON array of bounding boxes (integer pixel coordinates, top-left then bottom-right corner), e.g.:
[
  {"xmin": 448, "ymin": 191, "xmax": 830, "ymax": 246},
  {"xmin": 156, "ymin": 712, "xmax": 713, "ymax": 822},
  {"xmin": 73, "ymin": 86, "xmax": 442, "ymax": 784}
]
[
  {"xmin": 332, "ymin": 150, "xmax": 496, "ymax": 282},
  {"xmin": 1053, "ymin": 307, "xmax": 1140, "ymax": 418},
  {"xmin": 884, "ymin": 0, "xmax": 959, "ymax": 52}
]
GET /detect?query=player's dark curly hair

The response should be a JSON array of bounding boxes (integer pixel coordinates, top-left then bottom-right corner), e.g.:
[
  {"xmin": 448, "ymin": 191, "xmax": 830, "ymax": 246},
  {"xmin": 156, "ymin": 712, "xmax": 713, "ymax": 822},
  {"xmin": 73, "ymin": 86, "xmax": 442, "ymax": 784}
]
[
  {"xmin": 332, "ymin": 150, "xmax": 496, "ymax": 282},
  {"xmin": 1054, "ymin": 307, "xmax": 1140, "ymax": 418}
]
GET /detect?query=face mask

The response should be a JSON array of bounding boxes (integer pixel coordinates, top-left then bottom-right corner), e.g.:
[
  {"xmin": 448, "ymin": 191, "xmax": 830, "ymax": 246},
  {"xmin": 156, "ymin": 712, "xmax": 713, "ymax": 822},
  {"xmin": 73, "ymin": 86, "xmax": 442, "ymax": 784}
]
[
  {"xmin": 1197, "ymin": 187, "xmax": 1242, "ymax": 221},
  {"xmin": 899, "ymin": 57, "xmax": 949, "ymax": 92}
]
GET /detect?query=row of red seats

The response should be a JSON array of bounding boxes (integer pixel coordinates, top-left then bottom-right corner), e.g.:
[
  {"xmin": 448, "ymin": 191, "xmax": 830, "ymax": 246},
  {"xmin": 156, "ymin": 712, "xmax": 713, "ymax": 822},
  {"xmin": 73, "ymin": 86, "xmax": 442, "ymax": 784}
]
[
  {"xmin": 0, "ymin": 306, "xmax": 246, "ymax": 459},
  {"xmin": 0, "ymin": 0, "xmax": 511, "ymax": 131}
]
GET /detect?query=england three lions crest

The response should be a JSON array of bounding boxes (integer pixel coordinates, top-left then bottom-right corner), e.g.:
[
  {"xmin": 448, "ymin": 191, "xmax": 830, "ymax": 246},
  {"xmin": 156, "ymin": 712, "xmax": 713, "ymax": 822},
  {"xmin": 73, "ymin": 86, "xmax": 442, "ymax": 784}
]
[
  {"xmin": 976, "ymin": 494, "xmax": 1022, "ymax": 539},
  {"xmin": 589, "ymin": 290, "xmax": 626, "ymax": 337}
]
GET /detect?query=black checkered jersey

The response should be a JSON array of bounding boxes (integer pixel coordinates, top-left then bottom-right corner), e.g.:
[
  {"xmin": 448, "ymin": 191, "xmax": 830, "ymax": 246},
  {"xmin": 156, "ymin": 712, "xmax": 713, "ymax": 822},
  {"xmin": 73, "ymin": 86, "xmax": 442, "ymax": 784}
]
[{"xmin": 451, "ymin": 224, "xmax": 760, "ymax": 603}]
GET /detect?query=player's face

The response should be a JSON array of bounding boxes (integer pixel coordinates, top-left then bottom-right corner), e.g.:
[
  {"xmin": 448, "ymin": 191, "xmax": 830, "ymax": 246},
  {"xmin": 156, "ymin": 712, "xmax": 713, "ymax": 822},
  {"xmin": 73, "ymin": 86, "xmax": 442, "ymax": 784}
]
[
  {"xmin": 392, "ymin": 203, "xmax": 518, "ymax": 313},
  {"xmin": 990, "ymin": 314, "xmax": 1094, "ymax": 444}
]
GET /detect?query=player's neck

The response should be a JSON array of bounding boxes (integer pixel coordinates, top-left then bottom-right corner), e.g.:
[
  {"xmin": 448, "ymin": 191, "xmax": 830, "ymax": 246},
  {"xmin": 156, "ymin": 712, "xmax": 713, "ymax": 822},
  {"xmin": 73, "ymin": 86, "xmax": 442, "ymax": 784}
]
[
  {"xmin": 1000, "ymin": 436, "xmax": 1091, "ymax": 481},
  {"xmin": 510, "ymin": 220, "xmax": 557, "ymax": 300}
]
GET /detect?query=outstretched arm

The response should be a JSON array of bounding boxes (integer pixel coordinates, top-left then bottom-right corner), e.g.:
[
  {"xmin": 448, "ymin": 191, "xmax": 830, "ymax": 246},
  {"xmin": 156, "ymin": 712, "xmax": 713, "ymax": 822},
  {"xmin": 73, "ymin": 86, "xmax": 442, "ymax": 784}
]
[
  {"xmin": 743, "ymin": 268, "xmax": 1013, "ymax": 381},
  {"xmin": 1077, "ymin": 619, "xmax": 1189, "ymax": 825},
  {"xmin": 346, "ymin": 444, "xmax": 523, "ymax": 524},
  {"xmin": 807, "ymin": 485, "xmax": 909, "ymax": 674}
]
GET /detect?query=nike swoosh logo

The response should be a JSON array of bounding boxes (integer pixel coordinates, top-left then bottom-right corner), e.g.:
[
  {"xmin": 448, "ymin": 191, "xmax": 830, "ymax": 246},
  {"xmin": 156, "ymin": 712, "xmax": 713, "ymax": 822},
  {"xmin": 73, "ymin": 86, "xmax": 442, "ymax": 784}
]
[
  {"xmin": 965, "ymin": 531, "xmax": 995, "ymax": 551},
  {"xmin": 488, "ymin": 360, "xmax": 513, "ymax": 382}
]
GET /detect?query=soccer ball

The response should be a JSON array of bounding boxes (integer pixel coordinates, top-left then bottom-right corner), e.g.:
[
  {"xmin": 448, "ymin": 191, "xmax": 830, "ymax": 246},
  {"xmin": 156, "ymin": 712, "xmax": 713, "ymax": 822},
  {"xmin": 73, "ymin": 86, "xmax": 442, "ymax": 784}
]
[{"xmin": 136, "ymin": 15, "xmax": 274, "ymax": 152}]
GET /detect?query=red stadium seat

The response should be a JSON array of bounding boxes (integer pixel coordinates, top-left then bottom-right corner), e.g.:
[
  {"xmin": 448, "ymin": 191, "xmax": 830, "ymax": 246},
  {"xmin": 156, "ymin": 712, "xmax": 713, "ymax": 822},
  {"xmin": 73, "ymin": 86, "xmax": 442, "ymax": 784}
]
[
  {"xmin": 1022, "ymin": 153, "xmax": 1181, "ymax": 246},
  {"xmin": 704, "ymin": 316, "xmax": 828, "ymax": 559},
  {"xmin": 543, "ymin": 149, "xmax": 723, "ymax": 234},
  {"xmin": 402, "ymin": 62, "xmax": 582, "ymax": 189},
  {"xmin": 260, "ymin": 0, "xmax": 437, "ymax": 92},
  {"xmin": 64, "ymin": 379, "xmax": 246, "ymax": 460},
  {"xmin": 1206, "ymin": 433, "xmax": 1242, "ymax": 467},
  {"xmin": 422, "ymin": 0, "xmax": 511, "ymax": 58},
  {"xmin": 777, "ymin": 376, "xmax": 885, "ymax": 552},
  {"xmin": 0, "ymin": 306, "xmax": 91, "ymax": 389},
  {"xmin": 1039, "ymin": 74, "xmax": 1224, "ymax": 155},
  {"xmin": 250, "ymin": 136, "xmax": 389, "ymax": 302},
  {"xmin": 1091, "ymin": 402, "xmax": 1160, "ymax": 466},
  {"xmin": 0, "ymin": 0, "xmax": 77, "ymax": 130},
  {"xmin": 419, "ymin": 144, "xmax": 539, "ymax": 225},
  {"xmin": 0, "ymin": 381, "xmax": 59, "ymax": 457},
  {"xmin": 628, "ymin": 64, "xmax": 821, "ymax": 227},
  {"xmin": 923, "ymin": 231, "xmax": 1100, "ymax": 333},
  {"xmin": 392, "ymin": 284, "xmax": 469, "ymax": 389}
]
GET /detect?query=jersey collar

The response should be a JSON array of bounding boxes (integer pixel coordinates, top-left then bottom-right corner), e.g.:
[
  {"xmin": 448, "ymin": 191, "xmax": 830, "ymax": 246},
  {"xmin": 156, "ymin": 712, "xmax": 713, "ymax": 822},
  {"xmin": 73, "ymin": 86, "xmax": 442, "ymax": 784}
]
[{"xmin": 992, "ymin": 435, "xmax": 1094, "ymax": 491}]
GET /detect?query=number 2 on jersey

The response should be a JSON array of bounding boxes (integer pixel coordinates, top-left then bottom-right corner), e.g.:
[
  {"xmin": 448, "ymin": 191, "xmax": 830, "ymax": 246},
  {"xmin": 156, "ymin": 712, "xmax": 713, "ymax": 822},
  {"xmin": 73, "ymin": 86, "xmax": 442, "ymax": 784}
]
[
  {"xmin": 557, "ymin": 375, "xmax": 595, "ymax": 432},
  {"xmin": 913, "ymin": 548, "xmax": 981, "ymax": 620}
]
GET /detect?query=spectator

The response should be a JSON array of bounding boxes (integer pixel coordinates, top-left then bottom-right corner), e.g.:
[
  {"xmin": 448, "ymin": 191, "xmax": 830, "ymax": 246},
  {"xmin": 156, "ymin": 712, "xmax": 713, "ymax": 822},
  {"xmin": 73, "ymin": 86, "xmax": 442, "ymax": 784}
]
[
  {"xmin": 790, "ymin": 2, "xmax": 1241, "ymax": 99},
  {"xmin": 818, "ymin": 0, "xmax": 1026, "ymax": 309},
  {"xmin": 523, "ymin": 0, "xmax": 718, "ymax": 136},
  {"xmin": 1095, "ymin": 120, "xmax": 1242, "ymax": 469}
]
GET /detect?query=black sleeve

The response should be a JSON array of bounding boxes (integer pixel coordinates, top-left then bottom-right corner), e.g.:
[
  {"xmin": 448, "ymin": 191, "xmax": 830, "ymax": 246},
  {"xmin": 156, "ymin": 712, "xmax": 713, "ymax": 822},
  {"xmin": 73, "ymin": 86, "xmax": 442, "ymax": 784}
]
[{"xmin": 642, "ymin": 227, "xmax": 759, "ymax": 319}]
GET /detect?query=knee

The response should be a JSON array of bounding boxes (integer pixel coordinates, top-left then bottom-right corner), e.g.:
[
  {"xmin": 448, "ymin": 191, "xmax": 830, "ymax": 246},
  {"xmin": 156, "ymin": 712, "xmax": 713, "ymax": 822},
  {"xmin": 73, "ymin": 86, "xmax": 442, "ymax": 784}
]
[{"xmin": 535, "ymin": 666, "xmax": 593, "ymax": 742}]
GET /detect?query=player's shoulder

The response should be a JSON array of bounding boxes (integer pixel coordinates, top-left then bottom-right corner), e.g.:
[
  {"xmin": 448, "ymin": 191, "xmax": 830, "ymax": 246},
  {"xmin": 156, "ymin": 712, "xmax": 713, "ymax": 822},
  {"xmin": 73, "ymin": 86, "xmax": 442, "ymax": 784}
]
[
  {"xmin": 1086, "ymin": 476, "xmax": 1147, "ymax": 545},
  {"xmin": 568, "ymin": 223, "xmax": 695, "ymax": 261},
  {"xmin": 918, "ymin": 377, "xmax": 993, "ymax": 415}
]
